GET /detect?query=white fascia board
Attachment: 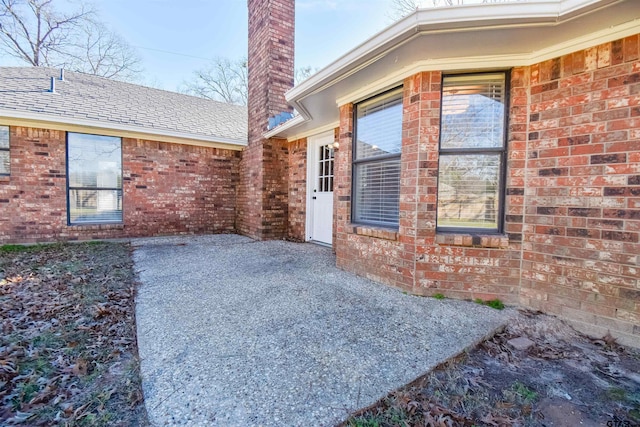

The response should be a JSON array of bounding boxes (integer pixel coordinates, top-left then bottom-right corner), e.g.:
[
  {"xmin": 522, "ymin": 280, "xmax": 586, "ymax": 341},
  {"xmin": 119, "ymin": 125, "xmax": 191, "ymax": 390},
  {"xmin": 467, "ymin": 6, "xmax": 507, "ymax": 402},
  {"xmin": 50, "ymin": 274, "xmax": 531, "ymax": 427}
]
[
  {"xmin": 286, "ymin": 0, "xmax": 608, "ymax": 105},
  {"xmin": 274, "ymin": 0, "xmax": 632, "ymax": 139},
  {"xmin": 335, "ymin": 19, "xmax": 640, "ymax": 107},
  {"xmin": 0, "ymin": 109, "xmax": 247, "ymax": 148},
  {"xmin": 559, "ymin": 0, "xmax": 619, "ymax": 15}
]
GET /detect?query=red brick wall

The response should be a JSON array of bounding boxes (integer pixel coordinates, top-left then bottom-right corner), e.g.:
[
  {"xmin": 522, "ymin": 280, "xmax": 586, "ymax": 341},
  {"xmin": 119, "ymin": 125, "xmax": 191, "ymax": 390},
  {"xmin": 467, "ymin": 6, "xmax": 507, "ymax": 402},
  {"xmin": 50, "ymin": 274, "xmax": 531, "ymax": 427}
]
[
  {"xmin": 335, "ymin": 100, "xmax": 409, "ymax": 289},
  {"xmin": 288, "ymin": 137, "xmax": 307, "ymax": 241},
  {"xmin": 0, "ymin": 127, "xmax": 67, "ymax": 242},
  {"xmin": 238, "ymin": 0, "xmax": 294, "ymax": 240},
  {"xmin": 409, "ymin": 72, "xmax": 524, "ymax": 305},
  {"xmin": 123, "ymin": 138, "xmax": 239, "ymax": 236},
  {"xmin": 0, "ymin": 126, "xmax": 240, "ymax": 243},
  {"xmin": 334, "ymin": 37, "xmax": 640, "ymax": 346},
  {"xmin": 520, "ymin": 36, "xmax": 640, "ymax": 345},
  {"xmin": 334, "ymin": 73, "xmax": 523, "ymax": 302}
]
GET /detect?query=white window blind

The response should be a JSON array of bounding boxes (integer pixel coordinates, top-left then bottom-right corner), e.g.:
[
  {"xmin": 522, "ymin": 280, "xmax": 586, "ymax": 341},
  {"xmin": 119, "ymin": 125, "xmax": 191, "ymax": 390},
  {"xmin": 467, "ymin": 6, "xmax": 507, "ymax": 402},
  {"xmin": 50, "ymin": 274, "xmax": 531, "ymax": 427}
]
[
  {"xmin": 354, "ymin": 158, "xmax": 401, "ymax": 225},
  {"xmin": 67, "ymin": 133, "xmax": 123, "ymax": 224},
  {"xmin": 441, "ymin": 74, "xmax": 505, "ymax": 149},
  {"xmin": 353, "ymin": 88, "xmax": 403, "ymax": 227}
]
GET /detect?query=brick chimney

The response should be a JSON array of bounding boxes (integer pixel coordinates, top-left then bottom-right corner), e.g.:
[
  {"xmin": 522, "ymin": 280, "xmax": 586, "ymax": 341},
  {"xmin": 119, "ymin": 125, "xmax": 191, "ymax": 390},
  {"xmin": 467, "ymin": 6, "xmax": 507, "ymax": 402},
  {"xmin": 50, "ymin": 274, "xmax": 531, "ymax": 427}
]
[{"xmin": 237, "ymin": 0, "xmax": 295, "ymax": 240}]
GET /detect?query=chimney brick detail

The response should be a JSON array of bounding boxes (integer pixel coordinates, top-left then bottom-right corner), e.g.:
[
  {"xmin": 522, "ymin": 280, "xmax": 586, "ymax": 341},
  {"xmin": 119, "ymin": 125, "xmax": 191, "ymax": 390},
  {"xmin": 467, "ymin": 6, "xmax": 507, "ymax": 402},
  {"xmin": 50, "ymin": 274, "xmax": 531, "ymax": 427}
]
[{"xmin": 238, "ymin": 0, "xmax": 295, "ymax": 240}]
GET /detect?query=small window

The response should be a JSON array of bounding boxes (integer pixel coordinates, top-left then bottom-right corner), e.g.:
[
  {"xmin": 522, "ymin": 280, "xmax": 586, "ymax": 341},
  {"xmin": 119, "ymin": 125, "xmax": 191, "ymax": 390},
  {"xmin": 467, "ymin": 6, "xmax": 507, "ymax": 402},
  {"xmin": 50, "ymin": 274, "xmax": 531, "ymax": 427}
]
[
  {"xmin": 67, "ymin": 133, "xmax": 123, "ymax": 225},
  {"xmin": 318, "ymin": 144, "xmax": 334, "ymax": 192},
  {"xmin": 437, "ymin": 73, "xmax": 508, "ymax": 233},
  {"xmin": 0, "ymin": 126, "xmax": 9, "ymax": 175},
  {"xmin": 352, "ymin": 88, "xmax": 403, "ymax": 227}
]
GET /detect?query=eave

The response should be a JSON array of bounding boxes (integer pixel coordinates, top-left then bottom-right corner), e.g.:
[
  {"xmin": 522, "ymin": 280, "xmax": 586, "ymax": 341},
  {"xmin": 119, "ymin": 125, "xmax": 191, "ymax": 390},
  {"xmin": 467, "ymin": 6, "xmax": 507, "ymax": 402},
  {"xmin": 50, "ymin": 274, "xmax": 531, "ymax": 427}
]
[
  {"xmin": 269, "ymin": 0, "xmax": 640, "ymax": 140},
  {"xmin": 0, "ymin": 110, "xmax": 247, "ymax": 151}
]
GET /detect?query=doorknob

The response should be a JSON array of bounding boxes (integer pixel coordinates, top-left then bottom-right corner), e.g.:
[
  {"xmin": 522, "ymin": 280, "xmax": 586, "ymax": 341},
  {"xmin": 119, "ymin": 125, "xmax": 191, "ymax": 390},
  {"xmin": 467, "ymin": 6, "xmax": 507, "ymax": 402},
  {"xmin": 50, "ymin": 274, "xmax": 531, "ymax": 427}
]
[{"xmin": 312, "ymin": 196, "xmax": 317, "ymax": 200}]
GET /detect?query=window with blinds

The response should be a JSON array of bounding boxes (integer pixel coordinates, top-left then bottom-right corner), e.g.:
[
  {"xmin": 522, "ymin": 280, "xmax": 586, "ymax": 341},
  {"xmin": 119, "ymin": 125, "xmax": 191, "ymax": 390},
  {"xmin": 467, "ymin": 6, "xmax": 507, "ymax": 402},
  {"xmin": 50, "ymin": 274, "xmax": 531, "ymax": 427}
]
[
  {"xmin": 0, "ymin": 126, "xmax": 9, "ymax": 175},
  {"xmin": 67, "ymin": 133, "xmax": 123, "ymax": 225},
  {"xmin": 437, "ymin": 73, "xmax": 507, "ymax": 232},
  {"xmin": 353, "ymin": 88, "xmax": 403, "ymax": 227}
]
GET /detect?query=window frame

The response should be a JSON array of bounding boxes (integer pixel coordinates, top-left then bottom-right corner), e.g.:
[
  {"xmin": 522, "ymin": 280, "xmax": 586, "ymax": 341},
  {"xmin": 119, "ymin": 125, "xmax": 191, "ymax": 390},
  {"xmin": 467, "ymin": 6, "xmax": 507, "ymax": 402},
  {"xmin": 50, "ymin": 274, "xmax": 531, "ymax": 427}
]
[
  {"xmin": 66, "ymin": 132, "xmax": 124, "ymax": 226},
  {"xmin": 0, "ymin": 125, "xmax": 9, "ymax": 176},
  {"xmin": 351, "ymin": 86, "xmax": 404, "ymax": 229},
  {"xmin": 436, "ymin": 71, "xmax": 510, "ymax": 235}
]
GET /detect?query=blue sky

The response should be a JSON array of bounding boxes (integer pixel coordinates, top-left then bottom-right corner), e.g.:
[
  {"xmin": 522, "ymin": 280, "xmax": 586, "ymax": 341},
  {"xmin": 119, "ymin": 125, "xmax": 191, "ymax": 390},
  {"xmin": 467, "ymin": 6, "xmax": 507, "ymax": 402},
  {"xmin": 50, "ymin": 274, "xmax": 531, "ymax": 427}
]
[{"xmin": 95, "ymin": 0, "xmax": 395, "ymax": 91}]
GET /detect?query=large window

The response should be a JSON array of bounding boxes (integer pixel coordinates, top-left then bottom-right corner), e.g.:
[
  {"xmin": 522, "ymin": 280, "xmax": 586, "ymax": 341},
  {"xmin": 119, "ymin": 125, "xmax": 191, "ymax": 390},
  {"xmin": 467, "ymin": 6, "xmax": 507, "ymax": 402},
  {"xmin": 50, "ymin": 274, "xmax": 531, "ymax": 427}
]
[
  {"xmin": 67, "ymin": 133, "xmax": 122, "ymax": 225},
  {"xmin": 437, "ymin": 73, "xmax": 507, "ymax": 233},
  {"xmin": 0, "ymin": 126, "xmax": 9, "ymax": 175},
  {"xmin": 353, "ymin": 88, "xmax": 403, "ymax": 227}
]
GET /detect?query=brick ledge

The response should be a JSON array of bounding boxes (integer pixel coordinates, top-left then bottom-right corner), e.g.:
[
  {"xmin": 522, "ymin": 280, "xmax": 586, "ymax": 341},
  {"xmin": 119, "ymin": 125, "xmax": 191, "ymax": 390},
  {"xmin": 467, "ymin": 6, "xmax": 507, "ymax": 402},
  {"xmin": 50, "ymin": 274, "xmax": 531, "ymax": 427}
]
[
  {"xmin": 350, "ymin": 224, "xmax": 398, "ymax": 241},
  {"xmin": 435, "ymin": 233, "xmax": 509, "ymax": 248},
  {"xmin": 67, "ymin": 223, "xmax": 124, "ymax": 231}
]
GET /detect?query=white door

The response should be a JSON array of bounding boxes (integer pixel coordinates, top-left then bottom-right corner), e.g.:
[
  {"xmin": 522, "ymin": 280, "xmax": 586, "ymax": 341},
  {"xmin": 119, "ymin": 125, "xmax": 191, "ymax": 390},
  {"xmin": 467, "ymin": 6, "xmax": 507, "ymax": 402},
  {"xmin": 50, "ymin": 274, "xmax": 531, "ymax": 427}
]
[{"xmin": 307, "ymin": 132, "xmax": 334, "ymax": 245}]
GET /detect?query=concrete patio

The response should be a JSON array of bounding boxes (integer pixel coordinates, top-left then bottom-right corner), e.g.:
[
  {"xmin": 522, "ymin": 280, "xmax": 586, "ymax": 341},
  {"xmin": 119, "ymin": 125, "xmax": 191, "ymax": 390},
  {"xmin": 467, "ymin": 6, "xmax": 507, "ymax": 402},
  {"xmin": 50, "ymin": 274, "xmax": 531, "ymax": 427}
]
[{"xmin": 133, "ymin": 234, "xmax": 514, "ymax": 426}]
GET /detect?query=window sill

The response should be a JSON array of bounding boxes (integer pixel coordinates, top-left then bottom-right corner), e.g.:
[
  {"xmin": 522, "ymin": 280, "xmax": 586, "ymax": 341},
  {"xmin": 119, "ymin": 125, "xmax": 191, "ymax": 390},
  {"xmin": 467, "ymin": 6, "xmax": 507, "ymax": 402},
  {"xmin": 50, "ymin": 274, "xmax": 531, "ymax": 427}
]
[
  {"xmin": 435, "ymin": 233, "xmax": 509, "ymax": 248},
  {"xmin": 350, "ymin": 224, "xmax": 398, "ymax": 241},
  {"xmin": 68, "ymin": 223, "xmax": 124, "ymax": 230}
]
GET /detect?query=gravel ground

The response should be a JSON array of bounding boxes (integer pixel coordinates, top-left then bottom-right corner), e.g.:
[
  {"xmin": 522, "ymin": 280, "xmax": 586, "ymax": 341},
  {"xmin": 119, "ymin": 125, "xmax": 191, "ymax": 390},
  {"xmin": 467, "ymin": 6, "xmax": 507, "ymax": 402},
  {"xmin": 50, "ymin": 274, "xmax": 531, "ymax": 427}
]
[{"xmin": 132, "ymin": 234, "xmax": 514, "ymax": 426}]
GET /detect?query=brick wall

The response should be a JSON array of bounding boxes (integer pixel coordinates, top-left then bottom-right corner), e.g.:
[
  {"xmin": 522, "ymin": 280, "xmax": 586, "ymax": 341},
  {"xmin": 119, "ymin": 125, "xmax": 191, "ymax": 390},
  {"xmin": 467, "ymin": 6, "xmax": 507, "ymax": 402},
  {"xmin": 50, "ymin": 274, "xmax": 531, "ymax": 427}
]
[
  {"xmin": 288, "ymin": 137, "xmax": 307, "ymax": 241},
  {"xmin": 334, "ymin": 73, "xmax": 523, "ymax": 303},
  {"xmin": 238, "ymin": 0, "xmax": 294, "ymax": 240},
  {"xmin": 333, "ymin": 37, "xmax": 639, "ymax": 346},
  {"xmin": 0, "ymin": 127, "xmax": 67, "ymax": 242},
  {"xmin": 0, "ymin": 126, "xmax": 240, "ymax": 243},
  {"xmin": 409, "ymin": 72, "xmax": 524, "ymax": 305},
  {"xmin": 335, "ymin": 101, "xmax": 410, "ymax": 289},
  {"xmin": 123, "ymin": 138, "xmax": 239, "ymax": 236},
  {"xmin": 520, "ymin": 36, "xmax": 640, "ymax": 345}
]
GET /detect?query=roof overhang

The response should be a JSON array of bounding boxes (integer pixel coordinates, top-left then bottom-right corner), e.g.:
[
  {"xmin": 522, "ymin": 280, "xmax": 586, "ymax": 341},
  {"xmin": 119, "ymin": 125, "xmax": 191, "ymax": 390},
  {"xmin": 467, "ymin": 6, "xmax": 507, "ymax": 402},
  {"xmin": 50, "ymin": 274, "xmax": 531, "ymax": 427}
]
[
  {"xmin": 269, "ymin": 0, "xmax": 640, "ymax": 140},
  {"xmin": 0, "ymin": 110, "xmax": 247, "ymax": 151}
]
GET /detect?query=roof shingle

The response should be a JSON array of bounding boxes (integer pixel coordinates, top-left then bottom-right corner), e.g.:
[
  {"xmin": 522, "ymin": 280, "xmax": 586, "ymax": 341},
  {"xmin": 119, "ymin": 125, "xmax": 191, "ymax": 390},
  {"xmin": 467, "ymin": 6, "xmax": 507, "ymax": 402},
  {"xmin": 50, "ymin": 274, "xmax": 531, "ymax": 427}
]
[{"xmin": 0, "ymin": 67, "xmax": 247, "ymax": 145}]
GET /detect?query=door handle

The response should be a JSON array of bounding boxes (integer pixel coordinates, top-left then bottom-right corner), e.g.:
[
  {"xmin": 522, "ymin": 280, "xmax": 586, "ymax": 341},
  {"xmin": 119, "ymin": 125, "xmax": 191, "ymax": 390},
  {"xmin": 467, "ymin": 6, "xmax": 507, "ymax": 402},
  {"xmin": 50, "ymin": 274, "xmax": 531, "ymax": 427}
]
[{"xmin": 312, "ymin": 196, "xmax": 317, "ymax": 200}]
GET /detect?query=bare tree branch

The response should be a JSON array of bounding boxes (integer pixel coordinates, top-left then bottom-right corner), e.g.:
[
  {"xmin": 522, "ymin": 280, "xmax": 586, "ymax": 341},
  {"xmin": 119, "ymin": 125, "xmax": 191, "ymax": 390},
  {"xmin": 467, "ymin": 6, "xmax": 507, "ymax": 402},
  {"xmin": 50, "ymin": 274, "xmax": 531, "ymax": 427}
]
[
  {"xmin": 295, "ymin": 65, "xmax": 317, "ymax": 85},
  {"xmin": 0, "ymin": 0, "xmax": 140, "ymax": 81},
  {"xmin": 182, "ymin": 58, "xmax": 318, "ymax": 106},
  {"xmin": 181, "ymin": 57, "xmax": 247, "ymax": 105},
  {"xmin": 388, "ymin": 0, "xmax": 518, "ymax": 21},
  {"xmin": 63, "ymin": 19, "xmax": 141, "ymax": 80}
]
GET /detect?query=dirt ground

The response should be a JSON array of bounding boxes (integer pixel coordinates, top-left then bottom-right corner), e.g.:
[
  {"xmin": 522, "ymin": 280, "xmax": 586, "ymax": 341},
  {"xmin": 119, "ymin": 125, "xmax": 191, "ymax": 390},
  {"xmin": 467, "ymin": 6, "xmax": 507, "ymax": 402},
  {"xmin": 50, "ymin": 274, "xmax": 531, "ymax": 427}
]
[
  {"xmin": 344, "ymin": 309, "xmax": 640, "ymax": 427},
  {"xmin": 0, "ymin": 242, "xmax": 147, "ymax": 426}
]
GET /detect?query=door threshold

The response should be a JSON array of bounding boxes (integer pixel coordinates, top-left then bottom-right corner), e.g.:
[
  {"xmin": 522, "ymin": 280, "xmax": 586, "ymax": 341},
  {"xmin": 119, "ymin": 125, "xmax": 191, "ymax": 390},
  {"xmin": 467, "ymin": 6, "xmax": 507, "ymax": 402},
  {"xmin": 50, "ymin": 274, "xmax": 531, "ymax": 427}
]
[{"xmin": 309, "ymin": 240, "xmax": 332, "ymax": 248}]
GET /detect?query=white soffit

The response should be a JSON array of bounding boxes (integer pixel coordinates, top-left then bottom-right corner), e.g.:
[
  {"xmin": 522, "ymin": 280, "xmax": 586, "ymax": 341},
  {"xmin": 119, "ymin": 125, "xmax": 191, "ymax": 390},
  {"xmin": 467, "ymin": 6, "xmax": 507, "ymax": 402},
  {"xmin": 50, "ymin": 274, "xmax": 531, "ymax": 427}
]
[{"xmin": 270, "ymin": 0, "xmax": 640, "ymax": 139}]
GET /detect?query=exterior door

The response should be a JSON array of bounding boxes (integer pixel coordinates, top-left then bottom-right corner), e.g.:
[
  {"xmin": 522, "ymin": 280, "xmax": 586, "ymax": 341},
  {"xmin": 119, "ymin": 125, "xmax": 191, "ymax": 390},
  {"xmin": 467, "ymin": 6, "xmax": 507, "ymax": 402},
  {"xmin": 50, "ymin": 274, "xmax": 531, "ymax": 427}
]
[{"xmin": 307, "ymin": 132, "xmax": 334, "ymax": 245}]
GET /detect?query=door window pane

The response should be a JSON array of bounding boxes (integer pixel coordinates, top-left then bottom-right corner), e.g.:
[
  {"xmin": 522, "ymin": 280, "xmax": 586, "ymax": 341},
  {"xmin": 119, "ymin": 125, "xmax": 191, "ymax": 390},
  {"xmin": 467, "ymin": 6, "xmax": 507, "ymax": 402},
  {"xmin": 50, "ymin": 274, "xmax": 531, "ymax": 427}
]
[{"xmin": 318, "ymin": 144, "xmax": 334, "ymax": 192}]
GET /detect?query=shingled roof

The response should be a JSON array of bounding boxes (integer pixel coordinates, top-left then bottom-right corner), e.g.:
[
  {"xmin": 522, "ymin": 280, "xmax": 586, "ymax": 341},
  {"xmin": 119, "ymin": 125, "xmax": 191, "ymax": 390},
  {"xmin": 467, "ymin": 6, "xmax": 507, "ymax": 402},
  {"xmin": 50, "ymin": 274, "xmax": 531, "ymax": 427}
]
[{"xmin": 0, "ymin": 67, "xmax": 247, "ymax": 147}]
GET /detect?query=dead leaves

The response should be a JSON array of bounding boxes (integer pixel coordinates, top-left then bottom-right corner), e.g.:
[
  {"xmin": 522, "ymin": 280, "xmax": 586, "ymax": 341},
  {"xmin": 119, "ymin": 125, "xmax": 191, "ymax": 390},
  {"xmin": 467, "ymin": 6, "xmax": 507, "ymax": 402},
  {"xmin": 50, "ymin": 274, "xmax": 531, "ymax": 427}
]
[
  {"xmin": 71, "ymin": 358, "xmax": 88, "ymax": 376},
  {"xmin": 0, "ymin": 242, "xmax": 146, "ymax": 426},
  {"xmin": 480, "ymin": 412, "xmax": 517, "ymax": 426}
]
